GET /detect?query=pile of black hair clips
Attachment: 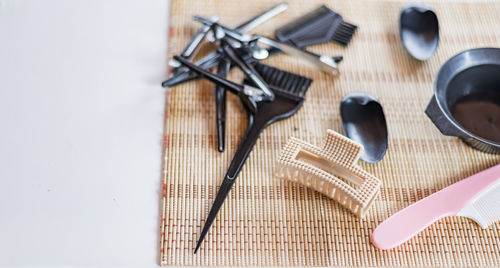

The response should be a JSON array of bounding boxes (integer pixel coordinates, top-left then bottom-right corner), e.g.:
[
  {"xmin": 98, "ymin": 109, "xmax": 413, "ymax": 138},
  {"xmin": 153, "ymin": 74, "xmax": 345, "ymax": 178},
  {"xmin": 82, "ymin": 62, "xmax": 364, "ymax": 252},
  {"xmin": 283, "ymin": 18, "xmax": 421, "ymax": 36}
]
[{"xmin": 161, "ymin": 3, "xmax": 357, "ymax": 253}]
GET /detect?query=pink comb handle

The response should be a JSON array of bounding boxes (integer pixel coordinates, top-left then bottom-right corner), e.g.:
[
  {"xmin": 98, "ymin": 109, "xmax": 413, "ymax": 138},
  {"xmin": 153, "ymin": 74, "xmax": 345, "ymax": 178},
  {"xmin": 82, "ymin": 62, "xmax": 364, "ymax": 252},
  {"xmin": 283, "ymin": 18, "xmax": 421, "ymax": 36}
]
[{"xmin": 371, "ymin": 164, "xmax": 500, "ymax": 250}]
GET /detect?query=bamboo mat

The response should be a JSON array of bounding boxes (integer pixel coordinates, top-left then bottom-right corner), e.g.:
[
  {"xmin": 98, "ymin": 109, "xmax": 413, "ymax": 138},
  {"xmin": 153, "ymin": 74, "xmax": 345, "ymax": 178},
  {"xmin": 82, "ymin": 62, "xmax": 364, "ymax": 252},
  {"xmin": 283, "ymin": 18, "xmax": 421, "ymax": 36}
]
[{"xmin": 160, "ymin": 0, "xmax": 500, "ymax": 266}]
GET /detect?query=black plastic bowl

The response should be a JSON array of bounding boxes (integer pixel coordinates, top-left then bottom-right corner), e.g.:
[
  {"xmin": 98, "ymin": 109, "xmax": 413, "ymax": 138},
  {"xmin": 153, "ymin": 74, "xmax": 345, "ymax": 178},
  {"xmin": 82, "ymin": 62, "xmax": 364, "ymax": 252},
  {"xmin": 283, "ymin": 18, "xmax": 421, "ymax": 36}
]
[{"xmin": 425, "ymin": 48, "xmax": 500, "ymax": 154}]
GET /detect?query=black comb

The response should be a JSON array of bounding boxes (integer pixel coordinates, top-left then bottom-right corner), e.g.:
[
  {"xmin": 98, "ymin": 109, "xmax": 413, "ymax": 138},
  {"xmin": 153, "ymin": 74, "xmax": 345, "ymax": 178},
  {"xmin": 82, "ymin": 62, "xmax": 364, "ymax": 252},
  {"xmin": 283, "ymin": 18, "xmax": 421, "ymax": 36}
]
[{"xmin": 275, "ymin": 5, "xmax": 357, "ymax": 47}]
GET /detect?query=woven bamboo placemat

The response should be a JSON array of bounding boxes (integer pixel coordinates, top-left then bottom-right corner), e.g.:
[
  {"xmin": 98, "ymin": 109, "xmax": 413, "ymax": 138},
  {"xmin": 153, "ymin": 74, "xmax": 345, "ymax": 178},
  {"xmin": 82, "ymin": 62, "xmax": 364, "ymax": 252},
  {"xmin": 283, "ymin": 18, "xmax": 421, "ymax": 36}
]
[{"xmin": 160, "ymin": 0, "xmax": 500, "ymax": 266}]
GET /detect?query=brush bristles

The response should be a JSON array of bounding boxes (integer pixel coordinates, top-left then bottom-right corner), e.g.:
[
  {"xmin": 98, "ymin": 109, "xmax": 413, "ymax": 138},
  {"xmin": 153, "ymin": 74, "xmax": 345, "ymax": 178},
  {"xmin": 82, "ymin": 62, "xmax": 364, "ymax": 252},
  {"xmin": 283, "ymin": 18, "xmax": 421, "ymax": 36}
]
[
  {"xmin": 275, "ymin": 5, "xmax": 358, "ymax": 47},
  {"xmin": 332, "ymin": 21, "xmax": 357, "ymax": 45},
  {"xmin": 253, "ymin": 63, "xmax": 312, "ymax": 97}
]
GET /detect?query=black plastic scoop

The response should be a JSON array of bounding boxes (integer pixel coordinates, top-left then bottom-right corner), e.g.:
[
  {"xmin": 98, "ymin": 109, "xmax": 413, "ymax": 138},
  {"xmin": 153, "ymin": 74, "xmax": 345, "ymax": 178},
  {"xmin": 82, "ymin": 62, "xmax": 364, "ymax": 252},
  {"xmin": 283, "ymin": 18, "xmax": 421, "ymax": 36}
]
[
  {"xmin": 340, "ymin": 93, "xmax": 388, "ymax": 163},
  {"xmin": 400, "ymin": 3, "xmax": 439, "ymax": 60}
]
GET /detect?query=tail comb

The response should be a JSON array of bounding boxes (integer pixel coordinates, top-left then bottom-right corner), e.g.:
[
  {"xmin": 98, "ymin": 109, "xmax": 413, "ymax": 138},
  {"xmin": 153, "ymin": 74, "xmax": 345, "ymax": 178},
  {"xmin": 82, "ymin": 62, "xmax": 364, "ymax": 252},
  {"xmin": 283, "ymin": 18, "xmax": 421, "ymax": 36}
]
[
  {"xmin": 276, "ymin": 130, "xmax": 381, "ymax": 218},
  {"xmin": 275, "ymin": 5, "xmax": 358, "ymax": 47}
]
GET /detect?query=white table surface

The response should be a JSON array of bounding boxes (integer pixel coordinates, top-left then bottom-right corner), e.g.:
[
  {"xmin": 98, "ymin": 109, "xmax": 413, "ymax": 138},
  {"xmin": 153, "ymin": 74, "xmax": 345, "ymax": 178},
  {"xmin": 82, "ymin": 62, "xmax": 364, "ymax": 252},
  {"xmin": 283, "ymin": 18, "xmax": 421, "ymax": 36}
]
[{"xmin": 0, "ymin": 0, "xmax": 168, "ymax": 266}]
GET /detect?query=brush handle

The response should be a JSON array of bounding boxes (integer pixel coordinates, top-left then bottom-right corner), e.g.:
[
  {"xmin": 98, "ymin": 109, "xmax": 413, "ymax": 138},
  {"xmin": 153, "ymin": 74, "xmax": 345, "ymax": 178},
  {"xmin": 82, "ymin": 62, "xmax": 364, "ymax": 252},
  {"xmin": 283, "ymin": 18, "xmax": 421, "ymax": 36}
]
[
  {"xmin": 225, "ymin": 116, "xmax": 265, "ymax": 180},
  {"xmin": 215, "ymin": 58, "xmax": 230, "ymax": 152},
  {"xmin": 194, "ymin": 115, "xmax": 265, "ymax": 253},
  {"xmin": 371, "ymin": 164, "xmax": 500, "ymax": 250}
]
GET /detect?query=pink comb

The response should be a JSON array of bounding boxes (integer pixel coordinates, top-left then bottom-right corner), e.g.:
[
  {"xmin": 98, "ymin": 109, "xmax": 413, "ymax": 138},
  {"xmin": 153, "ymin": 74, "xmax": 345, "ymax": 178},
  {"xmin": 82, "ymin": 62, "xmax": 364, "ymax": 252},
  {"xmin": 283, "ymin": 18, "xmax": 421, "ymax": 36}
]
[{"xmin": 371, "ymin": 164, "xmax": 500, "ymax": 250}]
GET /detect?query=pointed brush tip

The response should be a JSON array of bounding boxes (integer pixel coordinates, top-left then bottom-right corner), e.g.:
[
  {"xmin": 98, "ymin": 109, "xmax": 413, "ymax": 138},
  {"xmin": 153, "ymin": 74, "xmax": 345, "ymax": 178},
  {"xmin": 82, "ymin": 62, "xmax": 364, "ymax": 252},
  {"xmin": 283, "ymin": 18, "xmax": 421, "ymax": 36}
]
[
  {"xmin": 194, "ymin": 232, "xmax": 208, "ymax": 254},
  {"xmin": 194, "ymin": 241, "xmax": 202, "ymax": 254}
]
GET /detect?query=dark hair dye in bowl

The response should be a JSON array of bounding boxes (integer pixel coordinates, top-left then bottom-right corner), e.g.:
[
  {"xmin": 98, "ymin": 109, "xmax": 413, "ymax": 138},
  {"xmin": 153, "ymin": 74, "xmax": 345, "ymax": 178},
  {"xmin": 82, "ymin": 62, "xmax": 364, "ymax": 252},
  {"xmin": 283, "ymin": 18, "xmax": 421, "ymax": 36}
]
[{"xmin": 451, "ymin": 91, "xmax": 500, "ymax": 143}]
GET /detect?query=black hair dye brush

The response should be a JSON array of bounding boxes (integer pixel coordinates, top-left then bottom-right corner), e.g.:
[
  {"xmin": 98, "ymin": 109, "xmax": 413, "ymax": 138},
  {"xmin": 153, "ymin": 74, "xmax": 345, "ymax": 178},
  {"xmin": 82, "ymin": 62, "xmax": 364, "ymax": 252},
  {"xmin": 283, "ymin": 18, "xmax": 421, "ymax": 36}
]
[
  {"xmin": 172, "ymin": 56, "xmax": 313, "ymax": 253},
  {"xmin": 275, "ymin": 5, "xmax": 357, "ymax": 47}
]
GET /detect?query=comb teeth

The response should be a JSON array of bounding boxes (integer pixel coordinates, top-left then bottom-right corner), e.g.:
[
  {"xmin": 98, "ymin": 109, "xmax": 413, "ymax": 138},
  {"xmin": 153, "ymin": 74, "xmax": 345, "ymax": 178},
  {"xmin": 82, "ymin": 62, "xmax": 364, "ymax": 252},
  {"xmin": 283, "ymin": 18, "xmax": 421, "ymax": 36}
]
[
  {"xmin": 457, "ymin": 180, "xmax": 500, "ymax": 229},
  {"xmin": 332, "ymin": 21, "xmax": 357, "ymax": 45},
  {"xmin": 276, "ymin": 130, "xmax": 381, "ymax": 218},
  {"xmin": 252, "ymin": 63, "xmax": 313, "ymax": 97}
]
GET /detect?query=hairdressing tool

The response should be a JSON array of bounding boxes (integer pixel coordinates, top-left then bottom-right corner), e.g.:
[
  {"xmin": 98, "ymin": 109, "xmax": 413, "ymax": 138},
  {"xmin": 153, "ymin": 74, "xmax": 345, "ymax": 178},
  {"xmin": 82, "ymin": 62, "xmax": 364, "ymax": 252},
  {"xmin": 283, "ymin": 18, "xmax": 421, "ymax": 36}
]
[
  {"xmin": 228, "ymin": 3, "xmax": 288, "ymax": 35},
  {"xmin": 206, "ymin": 24, "xmax": 273, "ymax": 151},
  {"xmin": 340, "ymin": 93, "xmax": 388, "ymax": 163},
  {"xmin": 218, "ymin": 37, "xmax": 274, "ymax": 101},
  {"xmin": 180, "ymin": 15, "xmax": 219, "ymax": 58},
  {"xmin": 426, "ymin": 48, "xmax": 500, "ymax": 154},
  {"xmin": 214, "ymin": 57, "xmax": 231, "ymax": 152},
  {"xmin": 211, "ymin": 31, "xmax": 273, "ymax": 151},
  {"xmin": 169, "ymin": 15, "xmax": 219, "ymax": 72},
  {"xmin": 251, "ymin": 62, "xmax": 313, "ymax": 96},
  {"xmin": 275, "ymin": 5, "xmax": 358, "ymax": 47},
  {"xmin": 162, "ymin": 3, "xmax": 288, "ymax": 88},
  {"xmin": 372, "ymin": 164, "xmax": 500, "ymax": 250},
  {"xmin": 400, "ymin": 3, "xmax": 439, "ymax": 60},
  {"xmin": 256, "ymin": 36, "xmax": 340, "ymax": 75},
  {"xmin": 174, "ymin": 56, "xmax": 261, "ymax": 97},
  {"xmin": 194, "ymin": 17, "xmax": 340, "ymax": 75},
  {"xmin": 276, "ymin": 129, "xmax": 381, "ymax": 218},
  {"xmin": 172, "ymin": 55, "xmax": 313, "ymax": 254}
]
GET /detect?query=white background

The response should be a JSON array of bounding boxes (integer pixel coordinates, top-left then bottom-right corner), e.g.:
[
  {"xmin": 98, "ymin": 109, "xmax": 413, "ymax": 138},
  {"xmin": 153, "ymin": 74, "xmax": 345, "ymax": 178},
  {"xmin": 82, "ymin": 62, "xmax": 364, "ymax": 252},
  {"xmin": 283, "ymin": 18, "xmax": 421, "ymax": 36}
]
[{"xmin": 0, "ymin": 0, "xmax": 168, "ymax": 266}]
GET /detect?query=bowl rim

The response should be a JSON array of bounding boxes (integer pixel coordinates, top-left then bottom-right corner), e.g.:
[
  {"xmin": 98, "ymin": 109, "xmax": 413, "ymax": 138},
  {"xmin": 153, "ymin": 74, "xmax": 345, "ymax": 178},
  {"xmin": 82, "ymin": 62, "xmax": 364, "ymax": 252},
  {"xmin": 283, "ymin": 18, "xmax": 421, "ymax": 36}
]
[{"xmin": 433, "ymin": 47, "xmax": 500, "ymax": 146}]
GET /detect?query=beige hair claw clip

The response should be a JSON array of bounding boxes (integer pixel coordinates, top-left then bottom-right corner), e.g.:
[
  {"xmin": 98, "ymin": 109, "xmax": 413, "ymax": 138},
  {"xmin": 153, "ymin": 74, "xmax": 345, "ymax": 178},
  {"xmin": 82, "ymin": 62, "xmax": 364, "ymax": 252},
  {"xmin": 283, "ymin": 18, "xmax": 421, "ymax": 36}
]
[{"xmin": 276, "ymin": 129, "xmax": 381, "ymax": 218}]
